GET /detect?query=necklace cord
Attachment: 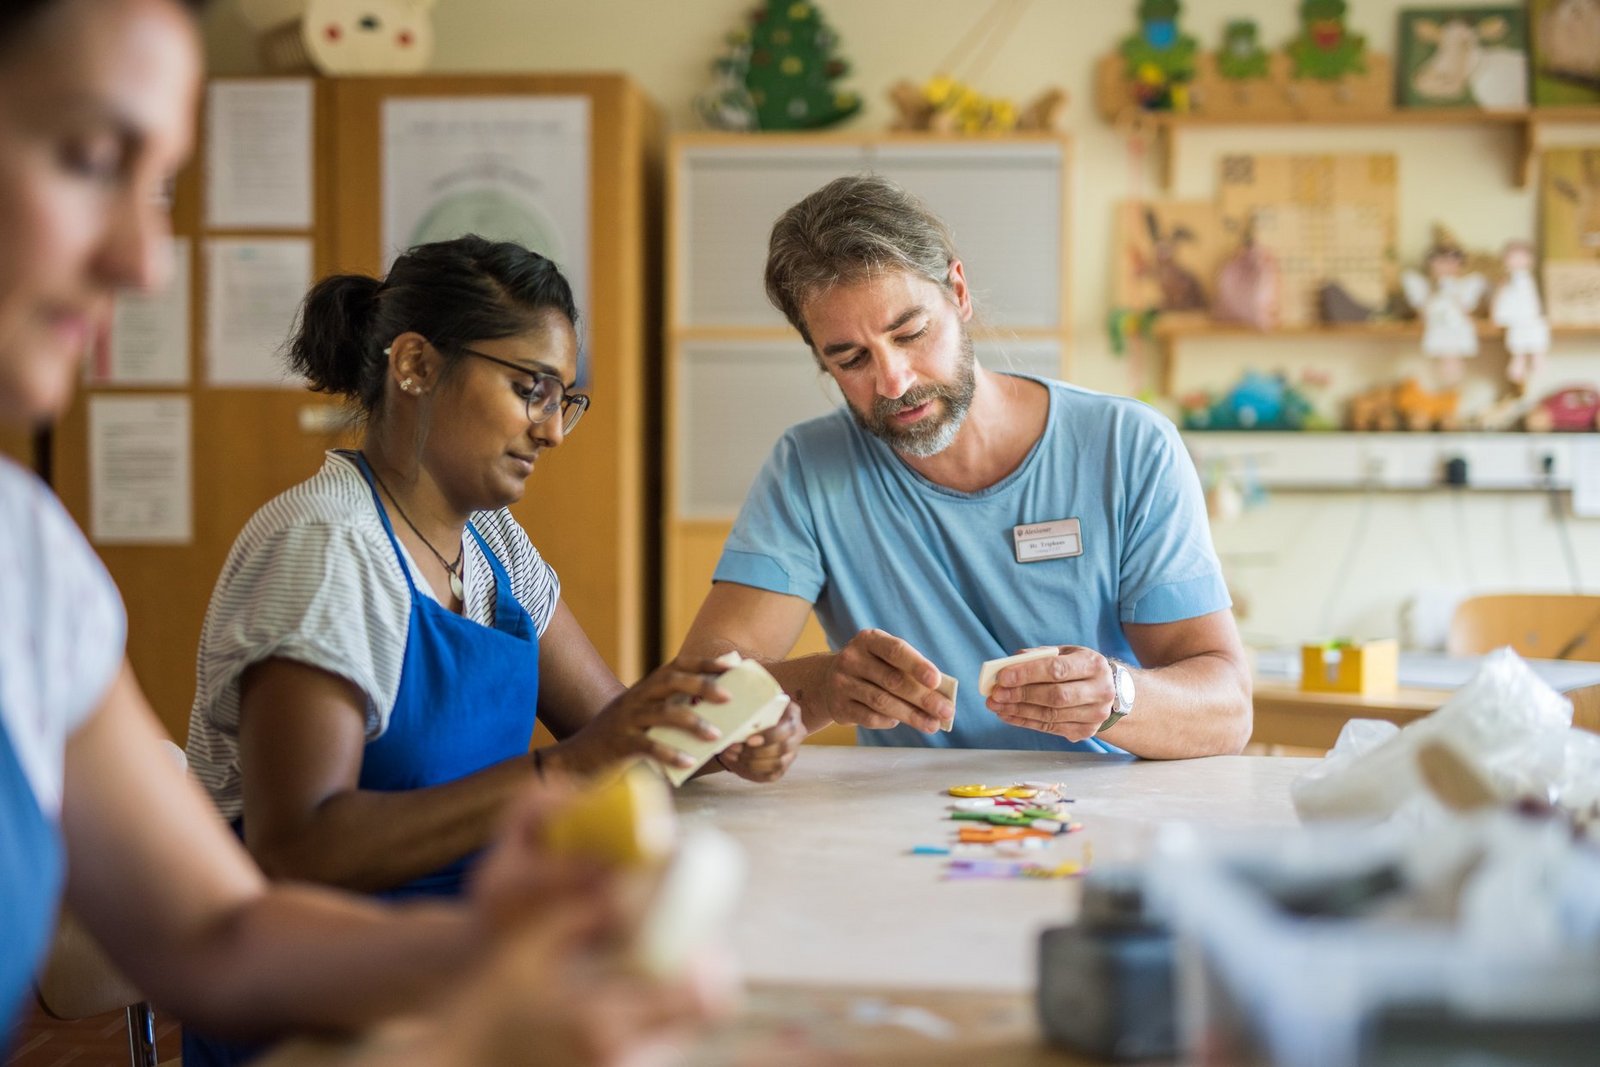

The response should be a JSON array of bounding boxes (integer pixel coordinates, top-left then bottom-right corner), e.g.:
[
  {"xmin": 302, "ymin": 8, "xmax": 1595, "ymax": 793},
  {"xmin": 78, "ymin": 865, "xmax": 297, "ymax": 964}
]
[{"xmin": 361, "ymin": 453, "xmax": 464, "ymax": 579}]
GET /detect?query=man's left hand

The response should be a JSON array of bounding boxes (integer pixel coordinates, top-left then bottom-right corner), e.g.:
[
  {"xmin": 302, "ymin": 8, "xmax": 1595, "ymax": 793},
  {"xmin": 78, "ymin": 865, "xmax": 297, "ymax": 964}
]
[{"xmin": 986, "ymin": 645, "xmax": 1116, "ymax": 742}]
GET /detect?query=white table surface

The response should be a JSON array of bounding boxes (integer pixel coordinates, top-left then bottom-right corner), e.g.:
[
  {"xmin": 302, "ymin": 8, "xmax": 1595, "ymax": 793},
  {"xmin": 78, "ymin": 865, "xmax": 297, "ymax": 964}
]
[{"xmin": 674, "ymin": 747, "xmax": 1314, "ymax": 994}]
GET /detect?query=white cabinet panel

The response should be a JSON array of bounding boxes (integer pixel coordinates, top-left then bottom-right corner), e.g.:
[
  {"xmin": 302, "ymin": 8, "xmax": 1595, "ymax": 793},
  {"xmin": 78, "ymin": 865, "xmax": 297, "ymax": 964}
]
[
  {"xmin": 678, "ymin": 339, "xmax": 1065, "ymax": 519},
  {"xmin": 678, "ymin": 140, "xmax": 1066, "ymax": 329}
]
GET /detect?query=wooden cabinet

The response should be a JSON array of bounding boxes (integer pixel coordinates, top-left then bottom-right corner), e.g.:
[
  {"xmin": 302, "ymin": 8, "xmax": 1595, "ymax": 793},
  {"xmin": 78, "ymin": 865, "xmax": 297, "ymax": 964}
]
[
  {"xmin": 661, "ymin": 133, "xmax": 1074, "ymax": 661},
  {"xmin": 51, "ymin": 75, "xmax": 661, "ymax": 740}
]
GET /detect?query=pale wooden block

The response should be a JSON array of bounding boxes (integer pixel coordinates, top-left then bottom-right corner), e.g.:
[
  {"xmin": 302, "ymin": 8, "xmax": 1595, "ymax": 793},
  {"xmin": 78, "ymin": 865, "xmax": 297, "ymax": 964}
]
[
  {"xmin": 647, "ymin": 655, "xmax": 789, "ymax": 786},
  {"xmin": 978, "ymin": 647, "xmax": 1059, "ymax": 697},
  {"xmin": 938, "ymin": 673, "xmax": 959, "ymax": 731}
]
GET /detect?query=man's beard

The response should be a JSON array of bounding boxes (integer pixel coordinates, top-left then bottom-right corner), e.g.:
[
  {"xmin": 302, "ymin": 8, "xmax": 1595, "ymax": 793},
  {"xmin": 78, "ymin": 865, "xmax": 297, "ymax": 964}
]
[{"xmin": 849, "ymin": 331, "xmax": 976, "ymax": 458}]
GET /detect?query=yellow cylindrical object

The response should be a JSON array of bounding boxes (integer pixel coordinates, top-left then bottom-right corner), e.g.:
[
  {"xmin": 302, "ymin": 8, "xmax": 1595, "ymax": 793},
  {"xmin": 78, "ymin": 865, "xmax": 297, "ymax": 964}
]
[{"xmin": 543, "ymin": 761, "xmax": 677, "ymax": 868}]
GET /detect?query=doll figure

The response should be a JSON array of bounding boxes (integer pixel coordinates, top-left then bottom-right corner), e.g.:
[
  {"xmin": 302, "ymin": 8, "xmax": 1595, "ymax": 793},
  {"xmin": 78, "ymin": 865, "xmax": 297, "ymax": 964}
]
[
  {"xmin": 1401, "ymin": 231, "xmax": 1487, "ymax": 387},
  {"xmin": 1490, "ymin": 239, "xmax": 1551, "ymax": 394}
]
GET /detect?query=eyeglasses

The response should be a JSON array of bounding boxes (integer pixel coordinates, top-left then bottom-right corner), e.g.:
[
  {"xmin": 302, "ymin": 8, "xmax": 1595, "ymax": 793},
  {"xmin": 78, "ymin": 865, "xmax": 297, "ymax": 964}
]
[{"xmin": 452, "ymin": 344, "xmax": 589, "ymax": 434}]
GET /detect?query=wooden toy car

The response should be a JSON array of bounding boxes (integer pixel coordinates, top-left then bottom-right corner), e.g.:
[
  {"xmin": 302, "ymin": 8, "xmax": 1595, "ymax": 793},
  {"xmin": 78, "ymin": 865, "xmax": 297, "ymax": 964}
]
[{"xmin": 1524, "ymin": 387, "xmax": 1600, "ymax": 432}]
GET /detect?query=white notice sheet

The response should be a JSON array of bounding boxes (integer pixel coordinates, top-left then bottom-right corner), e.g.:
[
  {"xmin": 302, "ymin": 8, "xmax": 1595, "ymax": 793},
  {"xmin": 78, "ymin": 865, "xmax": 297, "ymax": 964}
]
[
  {"xmin": 90, "ymin": 237, "xmax": 190, "ymax": 386},
  {"xmin": 206, "ymin": 238, "xmax": 310, "ymax": 387},
  {"xmin": 88, "ymin": 395, "xmax": 191, "ymax": 545},
  {"xmin": 206, "ymin": 79, "xmax": 314, "ymax": 230},
  {"xmin": 382, "ymin": 96, "xmax": 590, "ymax": 327}
]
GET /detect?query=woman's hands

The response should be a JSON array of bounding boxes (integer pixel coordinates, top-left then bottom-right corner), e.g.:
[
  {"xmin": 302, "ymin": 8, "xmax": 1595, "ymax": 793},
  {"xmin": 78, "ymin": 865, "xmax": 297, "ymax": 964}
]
[{"xmin": 548, "ymin": 656, "xmax": 733, "ymax": 779}]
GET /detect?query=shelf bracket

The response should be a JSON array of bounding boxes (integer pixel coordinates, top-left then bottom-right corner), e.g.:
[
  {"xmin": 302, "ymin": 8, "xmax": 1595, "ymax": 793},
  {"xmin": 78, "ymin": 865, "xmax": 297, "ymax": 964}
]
[{"xmin": 1517, "ymin": 117, "xmax": 1539, "ymax": 190}]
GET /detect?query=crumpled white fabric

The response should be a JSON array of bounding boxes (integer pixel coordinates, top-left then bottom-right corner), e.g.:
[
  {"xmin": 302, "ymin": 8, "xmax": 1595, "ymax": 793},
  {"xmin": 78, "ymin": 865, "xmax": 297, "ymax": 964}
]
[{"xmin": 1292, "ymin": 648, "xmax": 1586, "ymax": 824}]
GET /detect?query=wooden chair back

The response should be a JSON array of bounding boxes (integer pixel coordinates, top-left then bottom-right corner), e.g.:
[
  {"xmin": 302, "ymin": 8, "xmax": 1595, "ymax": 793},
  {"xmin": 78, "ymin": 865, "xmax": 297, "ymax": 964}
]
[{"xmin": 1447, "ymin": 594, "xmax": 1600, "ymax": 662}]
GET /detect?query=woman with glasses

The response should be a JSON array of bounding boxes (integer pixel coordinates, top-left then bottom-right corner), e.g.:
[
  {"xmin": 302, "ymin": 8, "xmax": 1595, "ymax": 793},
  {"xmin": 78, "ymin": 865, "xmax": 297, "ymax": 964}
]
[
  {"xmin": 182, "ymin": 236, "xmax": 781, "ymax": 1063},
  {"xmin": 184, "ymin": 234, "xmax": 800, "ymax": 906}
]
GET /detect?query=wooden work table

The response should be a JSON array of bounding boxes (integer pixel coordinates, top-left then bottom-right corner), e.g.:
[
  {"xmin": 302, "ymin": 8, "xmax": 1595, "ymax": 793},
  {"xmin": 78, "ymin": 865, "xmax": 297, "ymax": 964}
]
[
  {"xmin": 266, "ymin": 749, "xmax": 1314, "ymax": 1066},
  {"xmin": 682, "ymin": 747, "xmax": 1314, "ymax": 1064}
]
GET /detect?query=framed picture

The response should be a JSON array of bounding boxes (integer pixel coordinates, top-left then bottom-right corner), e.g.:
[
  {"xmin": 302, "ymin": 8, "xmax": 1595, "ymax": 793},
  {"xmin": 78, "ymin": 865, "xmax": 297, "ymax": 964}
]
[
  {"xmin": 1530, "ymin": 0, "xmax": 1600, "ymax": 105},
  {"xmin": 1397, "ymin": 7, "xmax": 1528, "ymax": 109},
  {"xmin": 1541, "ymin": 147, "xmax": 1600, "ymax": 326}
]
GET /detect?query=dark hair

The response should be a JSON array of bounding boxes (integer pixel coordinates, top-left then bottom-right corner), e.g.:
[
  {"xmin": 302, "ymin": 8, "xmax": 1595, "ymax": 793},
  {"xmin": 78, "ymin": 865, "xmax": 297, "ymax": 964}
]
[
  {"xmin": 288, "ymin": 235, "xmax": 579, "ymax": 416},
  {"xmin": 0, "ymin": 0, "xmax": 207, "ymax": 51}
]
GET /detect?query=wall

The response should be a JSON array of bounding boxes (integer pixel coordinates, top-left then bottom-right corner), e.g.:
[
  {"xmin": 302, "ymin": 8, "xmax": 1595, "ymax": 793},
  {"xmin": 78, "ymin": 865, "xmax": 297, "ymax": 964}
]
[{"xmin": 203, "ymin": 0, "xmax": 1600, "ymax": 648}]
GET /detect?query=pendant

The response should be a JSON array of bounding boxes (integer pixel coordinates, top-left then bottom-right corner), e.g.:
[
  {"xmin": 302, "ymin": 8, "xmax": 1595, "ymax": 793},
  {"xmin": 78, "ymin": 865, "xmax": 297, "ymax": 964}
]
[{"xmin": 449, "ymin": 572, "xmax": 464, "ymax": 600}]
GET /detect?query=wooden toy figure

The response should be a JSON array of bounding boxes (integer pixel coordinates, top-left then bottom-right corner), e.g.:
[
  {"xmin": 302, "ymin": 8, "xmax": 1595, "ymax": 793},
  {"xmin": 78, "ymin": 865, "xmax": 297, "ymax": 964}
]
[
  {"xmin": 243, "ymin": 0, "xmax": 437, "ymax": 73},
  {"xmin": 1287, "ymin": 0, "xmax": 1368, "ymax": 80},
  {"xmin": 1119, "ymin": 0, "xmax": 1198, "ymax": 110},
  {"xmin": 1491, "ymin": 239, "xmax": 1551, "ymax": 392},
  {"xmin": 1401, "ymin": 229, "xmax": 1487, "ymax": 385}
]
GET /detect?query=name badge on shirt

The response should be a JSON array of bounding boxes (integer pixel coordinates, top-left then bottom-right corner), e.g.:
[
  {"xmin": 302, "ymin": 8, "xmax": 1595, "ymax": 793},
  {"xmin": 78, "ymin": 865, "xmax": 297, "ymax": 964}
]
[{"xmin": 1013, "ymin": 519, "xmax": 1082, "ymax": 563}]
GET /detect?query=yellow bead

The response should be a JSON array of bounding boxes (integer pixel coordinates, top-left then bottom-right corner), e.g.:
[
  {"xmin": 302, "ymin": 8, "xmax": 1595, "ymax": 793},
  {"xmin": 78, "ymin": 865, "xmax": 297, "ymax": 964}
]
[
  {"xmin": 780, "ymin": 55, "xmax": 804, "ymax": 76},
  {"xmin": 948, "ymin": 784, "xmax": 1007, "ymax": 798},
  {"xmin": 1002, "ymin": 787, "xmax": 1037, "ymax": 799}
]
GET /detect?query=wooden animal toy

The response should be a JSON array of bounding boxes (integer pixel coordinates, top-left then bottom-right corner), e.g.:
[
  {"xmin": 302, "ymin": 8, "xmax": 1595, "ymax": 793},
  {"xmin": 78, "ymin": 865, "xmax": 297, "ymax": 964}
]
[
  {"xmin": 1133, "ymin": 206, "xmax": 1207, "ymax": 312},
  {"xmin": 1524, "ymin": 386, "xmax": 1600, "ymax": 431},
  {"xmin": 1394, "ymin": 377, "xmax": 1462, "ymax": 431}
]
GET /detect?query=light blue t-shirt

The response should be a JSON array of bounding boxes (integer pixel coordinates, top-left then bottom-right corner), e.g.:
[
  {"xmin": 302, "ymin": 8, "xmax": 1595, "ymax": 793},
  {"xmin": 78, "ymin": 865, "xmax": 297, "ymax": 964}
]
[{"xmin": 713, "ymin": 375, "xmax": 1230, "ymax": 752}]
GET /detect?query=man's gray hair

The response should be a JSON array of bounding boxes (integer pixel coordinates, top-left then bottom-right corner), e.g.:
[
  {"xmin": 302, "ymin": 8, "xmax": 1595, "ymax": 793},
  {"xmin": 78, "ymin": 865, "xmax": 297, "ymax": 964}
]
[{"xmin": 764, "ymin": 175, "xmax": 960, "ymax": 348}]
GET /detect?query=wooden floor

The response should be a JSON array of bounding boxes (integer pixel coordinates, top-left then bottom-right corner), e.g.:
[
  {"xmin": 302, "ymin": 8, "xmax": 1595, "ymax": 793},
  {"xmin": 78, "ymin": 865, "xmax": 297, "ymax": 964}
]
[{"xmin": 6, "ymin": 1001, "xmax": 180, "ymax": 1066}]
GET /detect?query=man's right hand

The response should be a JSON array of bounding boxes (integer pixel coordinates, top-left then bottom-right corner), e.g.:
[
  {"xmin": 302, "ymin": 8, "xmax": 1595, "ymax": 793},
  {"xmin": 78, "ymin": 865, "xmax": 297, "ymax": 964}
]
[{"xmin": 819, "ymin": 629, "xmax": 952, "ymax": 733}]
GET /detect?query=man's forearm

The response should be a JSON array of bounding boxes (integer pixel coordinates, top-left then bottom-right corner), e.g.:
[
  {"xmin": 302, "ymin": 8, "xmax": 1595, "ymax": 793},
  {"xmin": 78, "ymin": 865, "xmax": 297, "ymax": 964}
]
[
  {"xmin": 1101, "ymin": 651, "xmax": 1252, "ymax": 759},
  {"xmin": 760, "ymin": 653, "xmax": 837, "ymax": 735}
]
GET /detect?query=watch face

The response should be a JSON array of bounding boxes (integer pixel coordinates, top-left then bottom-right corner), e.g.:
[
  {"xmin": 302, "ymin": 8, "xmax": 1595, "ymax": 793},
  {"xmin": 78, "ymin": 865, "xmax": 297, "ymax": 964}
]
[{"xmin": 1114, "ymin": 664, "xmax": 1134, "ymax": 712}]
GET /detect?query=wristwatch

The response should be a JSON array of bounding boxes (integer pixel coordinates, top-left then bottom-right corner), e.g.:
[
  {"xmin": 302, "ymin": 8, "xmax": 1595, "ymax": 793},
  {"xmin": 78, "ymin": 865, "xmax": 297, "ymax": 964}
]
[{"xmin": 1098, "ymin": 660, "xmax": 1135, "ymax": 734}]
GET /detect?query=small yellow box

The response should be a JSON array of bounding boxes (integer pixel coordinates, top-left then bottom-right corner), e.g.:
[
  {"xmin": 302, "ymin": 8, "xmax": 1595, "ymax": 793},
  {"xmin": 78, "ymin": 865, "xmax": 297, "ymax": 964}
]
[{"xmin": 1300, "ymin": 639, "xmax": 1398, "ymax": 695}]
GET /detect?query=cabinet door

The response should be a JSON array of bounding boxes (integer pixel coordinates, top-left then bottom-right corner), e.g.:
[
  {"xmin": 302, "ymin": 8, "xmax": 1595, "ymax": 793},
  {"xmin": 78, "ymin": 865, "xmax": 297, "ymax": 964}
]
[{"xmin": 0, "ymin": 428, "xmax": 35, "ymax": 472}]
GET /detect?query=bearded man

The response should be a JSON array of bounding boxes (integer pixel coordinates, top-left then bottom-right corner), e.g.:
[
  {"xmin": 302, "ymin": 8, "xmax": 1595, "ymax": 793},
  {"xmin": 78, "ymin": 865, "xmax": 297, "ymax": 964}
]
[{"xmin": 679, "ymin": 175, "xmax": 1251, "ymax": 757}]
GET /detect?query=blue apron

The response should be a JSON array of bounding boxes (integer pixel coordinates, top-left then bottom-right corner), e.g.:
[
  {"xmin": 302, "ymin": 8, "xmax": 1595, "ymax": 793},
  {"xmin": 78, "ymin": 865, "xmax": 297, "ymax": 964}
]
[
  {"xmin": 183, "ymin": 453, "xmax": 541, "ymax": 1066},
  {"xmin": 0, "ymin": 716, "xmax": 65, "ymax": 1048}
]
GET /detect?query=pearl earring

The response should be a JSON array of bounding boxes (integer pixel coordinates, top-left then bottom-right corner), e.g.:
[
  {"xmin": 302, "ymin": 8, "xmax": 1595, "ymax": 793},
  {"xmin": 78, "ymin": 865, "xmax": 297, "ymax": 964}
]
[{"xmin": 401, "ymin": 377, "xmax": 416, "ymax": 392}]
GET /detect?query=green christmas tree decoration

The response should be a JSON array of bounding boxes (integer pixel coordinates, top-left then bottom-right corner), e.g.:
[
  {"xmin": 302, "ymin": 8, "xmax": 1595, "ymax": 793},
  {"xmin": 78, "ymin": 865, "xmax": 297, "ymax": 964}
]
[
  {"xmin": 1287, "ymin": 0, "xmax": 1366, "ymax": 81},
  {"xmin": 1119, "ymin": 0, "xmax": 1199, "ymax": 110},
  {"xmin": 737, "ymin": 0, "xmax": 861, "ymax": 130},
  {"xmin": 1216, "ymin": 19, "xmax": 1269, "ymax": 81}
]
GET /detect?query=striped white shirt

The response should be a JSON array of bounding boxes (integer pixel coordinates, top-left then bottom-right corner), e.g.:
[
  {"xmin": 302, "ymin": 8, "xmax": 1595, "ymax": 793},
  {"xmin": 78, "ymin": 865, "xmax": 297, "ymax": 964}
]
[{"xmin": 185, "ymin": 451, "xmax": 559, "ymax": 820}]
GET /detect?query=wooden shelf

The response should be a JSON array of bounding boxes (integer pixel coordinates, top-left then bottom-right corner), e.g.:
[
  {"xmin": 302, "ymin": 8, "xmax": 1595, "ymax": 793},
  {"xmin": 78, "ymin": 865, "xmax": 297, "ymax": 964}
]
[
  {"xmin": 1151, "ymin": 317, "xmax": 1600, "ymax": 395},
  {"xmin": 1118, "ymin": 105, "xmax": 1600, "ymax": 190}
]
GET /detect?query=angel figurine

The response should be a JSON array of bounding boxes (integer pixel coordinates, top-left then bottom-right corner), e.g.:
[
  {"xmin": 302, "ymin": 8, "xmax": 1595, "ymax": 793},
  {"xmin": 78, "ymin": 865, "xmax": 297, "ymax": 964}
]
[
  {"xmin": 1401, "ymin": 230, "xmax": 1487, "ymax": 387},
  {"xmin": 1490, "ymin": 239, "xmax": 1551, "ymax": 394}
]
